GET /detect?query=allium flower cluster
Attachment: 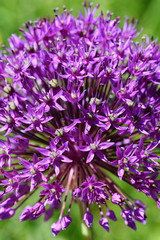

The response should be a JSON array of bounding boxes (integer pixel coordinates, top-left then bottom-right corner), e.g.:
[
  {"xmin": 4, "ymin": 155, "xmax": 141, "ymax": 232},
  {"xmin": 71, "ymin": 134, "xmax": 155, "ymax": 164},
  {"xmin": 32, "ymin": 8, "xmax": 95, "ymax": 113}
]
[{"xmin": 0, "ymin": 3, "xmax": 160, "ymax": 237}]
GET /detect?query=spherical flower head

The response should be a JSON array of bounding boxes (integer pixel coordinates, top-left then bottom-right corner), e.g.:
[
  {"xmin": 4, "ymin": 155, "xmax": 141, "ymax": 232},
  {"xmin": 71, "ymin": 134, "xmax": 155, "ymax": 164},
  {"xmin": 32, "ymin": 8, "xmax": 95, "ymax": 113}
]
[{"xmin": 0, "ymin": 2, "xmax": 160, "ymax": 237}]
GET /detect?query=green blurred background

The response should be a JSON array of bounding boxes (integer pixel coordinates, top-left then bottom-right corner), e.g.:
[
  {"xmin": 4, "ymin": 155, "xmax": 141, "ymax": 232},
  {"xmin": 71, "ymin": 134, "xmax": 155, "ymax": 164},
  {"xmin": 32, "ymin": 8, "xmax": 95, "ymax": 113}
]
[
  {"xmin": 0, "ymin": 0, "xmax": 160, "ymax": 44},
  {"xmin": 0, "ymin": 0, "xmax": 160, "ymax": 239}
]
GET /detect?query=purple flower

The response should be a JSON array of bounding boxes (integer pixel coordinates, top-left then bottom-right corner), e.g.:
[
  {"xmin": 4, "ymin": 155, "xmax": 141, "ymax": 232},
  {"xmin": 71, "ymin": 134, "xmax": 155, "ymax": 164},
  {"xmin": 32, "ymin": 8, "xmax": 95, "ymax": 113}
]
[
  {"xmin": 0, "ymin": 2, "xmax": 160, "ymax": 238},
  {"xmin": 19, "ymin": 202, "xmax": 45, "ymax": 221},
  {"xmin": 0, "ymin": 208, "xmax": 15, "ymax": 220},
  {"xmin": 79, "ymin": 131, "xmax": 114, "ymax": 163},
  {"xmin": 106, "ymin": 210, "xmax": 117, "ymax": 221},
  {"xmin": 99, "ymin": 217, "xmax": 110, "ymax": 232},
  {"xmin": 73, "ymin": 175, "xmax": 108, "ymax": 204},
  {"xmin": 18, "ymin": 153, "xmax": 47, "ymax": 191},
  {"xmin": 40, "ymin": 182, "xmax": 64, "ymax": 208},
  {"xmin": 19, "ymin": 104, "xmax": 53, "ymax": 132},
  {"xmin": 51, "ymin": 216, "xmax": 72, "ymax": 236},
  {"xmin": 121, "ymin": 209, "xmax": 137, "ymax": 230}
]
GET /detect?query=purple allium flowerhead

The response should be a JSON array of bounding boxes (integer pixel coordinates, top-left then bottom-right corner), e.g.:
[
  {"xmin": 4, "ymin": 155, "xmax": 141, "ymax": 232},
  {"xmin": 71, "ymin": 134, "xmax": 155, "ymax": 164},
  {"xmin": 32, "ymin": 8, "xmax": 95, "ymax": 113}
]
[{"xmin": 0, "ymin": 2, "xmax": 160, "ymax": 237}]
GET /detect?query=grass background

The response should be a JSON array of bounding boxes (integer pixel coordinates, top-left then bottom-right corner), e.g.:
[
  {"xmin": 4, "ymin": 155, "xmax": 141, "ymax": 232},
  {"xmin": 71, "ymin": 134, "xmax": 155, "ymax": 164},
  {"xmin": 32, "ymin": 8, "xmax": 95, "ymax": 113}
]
[
  {"xmin": 0, "ymin": 0, "xmax": 160, "ymax": 44},
  {"xmin": 0, "ymin": 0, "xmax": 160, "ymax": 239}
]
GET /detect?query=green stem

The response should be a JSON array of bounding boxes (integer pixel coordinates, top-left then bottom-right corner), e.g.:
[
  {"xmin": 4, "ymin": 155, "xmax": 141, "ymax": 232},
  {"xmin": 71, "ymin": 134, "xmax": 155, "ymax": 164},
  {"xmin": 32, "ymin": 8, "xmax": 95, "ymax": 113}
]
[{"xmin": 81, "ymin": 221, "xmax": 94, "ymax": 240}]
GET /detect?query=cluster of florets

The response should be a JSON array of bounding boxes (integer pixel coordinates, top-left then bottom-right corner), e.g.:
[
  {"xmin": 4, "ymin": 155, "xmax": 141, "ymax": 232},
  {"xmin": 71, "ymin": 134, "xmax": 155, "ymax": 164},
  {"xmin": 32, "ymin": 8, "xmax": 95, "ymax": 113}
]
[{"xmin": 0, "ymin": 3, "xmax": 160, "ymax": 237}]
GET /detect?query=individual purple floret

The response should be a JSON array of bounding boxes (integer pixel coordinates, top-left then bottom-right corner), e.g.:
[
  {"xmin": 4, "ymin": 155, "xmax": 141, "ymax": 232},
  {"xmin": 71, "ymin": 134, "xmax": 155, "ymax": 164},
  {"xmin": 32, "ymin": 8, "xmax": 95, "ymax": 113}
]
[
  {"xmin": 0, "ymin": 2, "xmax": 160, "ymax": 238},
  {"xmin": 83, "ymin": 212, "xmax": 93, "ymax": 227},
  {"xmin": 99, "ymin": 217, "xmax": 110, "ymax": 232}
]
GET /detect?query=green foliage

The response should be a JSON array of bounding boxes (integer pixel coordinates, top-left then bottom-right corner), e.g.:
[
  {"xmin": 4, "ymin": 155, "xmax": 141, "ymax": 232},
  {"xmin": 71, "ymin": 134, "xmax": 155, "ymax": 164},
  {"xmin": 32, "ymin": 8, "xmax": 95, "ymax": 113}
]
[{"xmin": 0, "ymin": 0, "xmax": 160, "ymax": 44}]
